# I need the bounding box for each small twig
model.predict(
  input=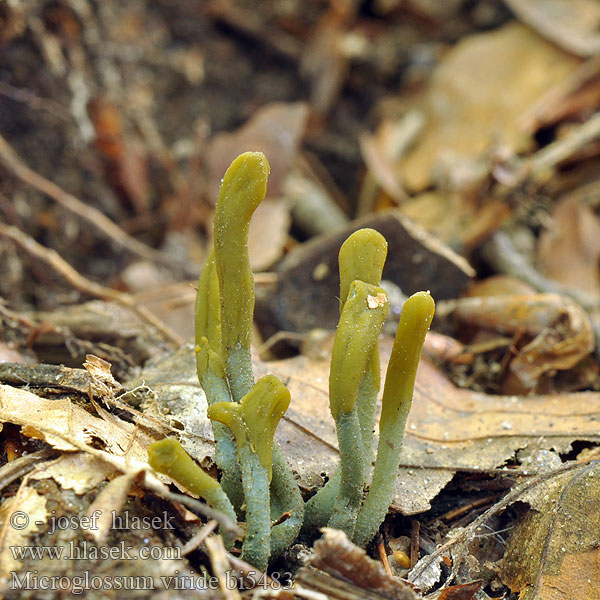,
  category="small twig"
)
[438,495,498,523]
[376,535,393,577]
[0,132,178,268]
[410,520,420,569]
[482,230,599,311]
[0,449,57,493]
[181,519,219,555]
[528,111,600,178]
[224,553,270,584]
[0,82,71,121]
[0,223,182,347]
[206,535,243,600]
